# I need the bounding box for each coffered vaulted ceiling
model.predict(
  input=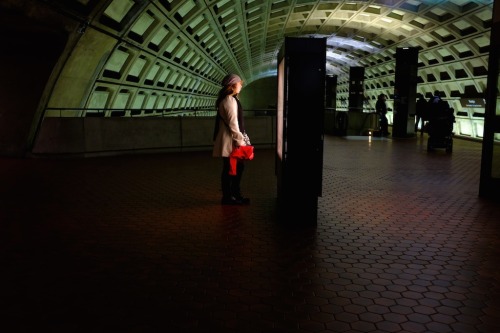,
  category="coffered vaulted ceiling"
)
[26,0,494,115]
